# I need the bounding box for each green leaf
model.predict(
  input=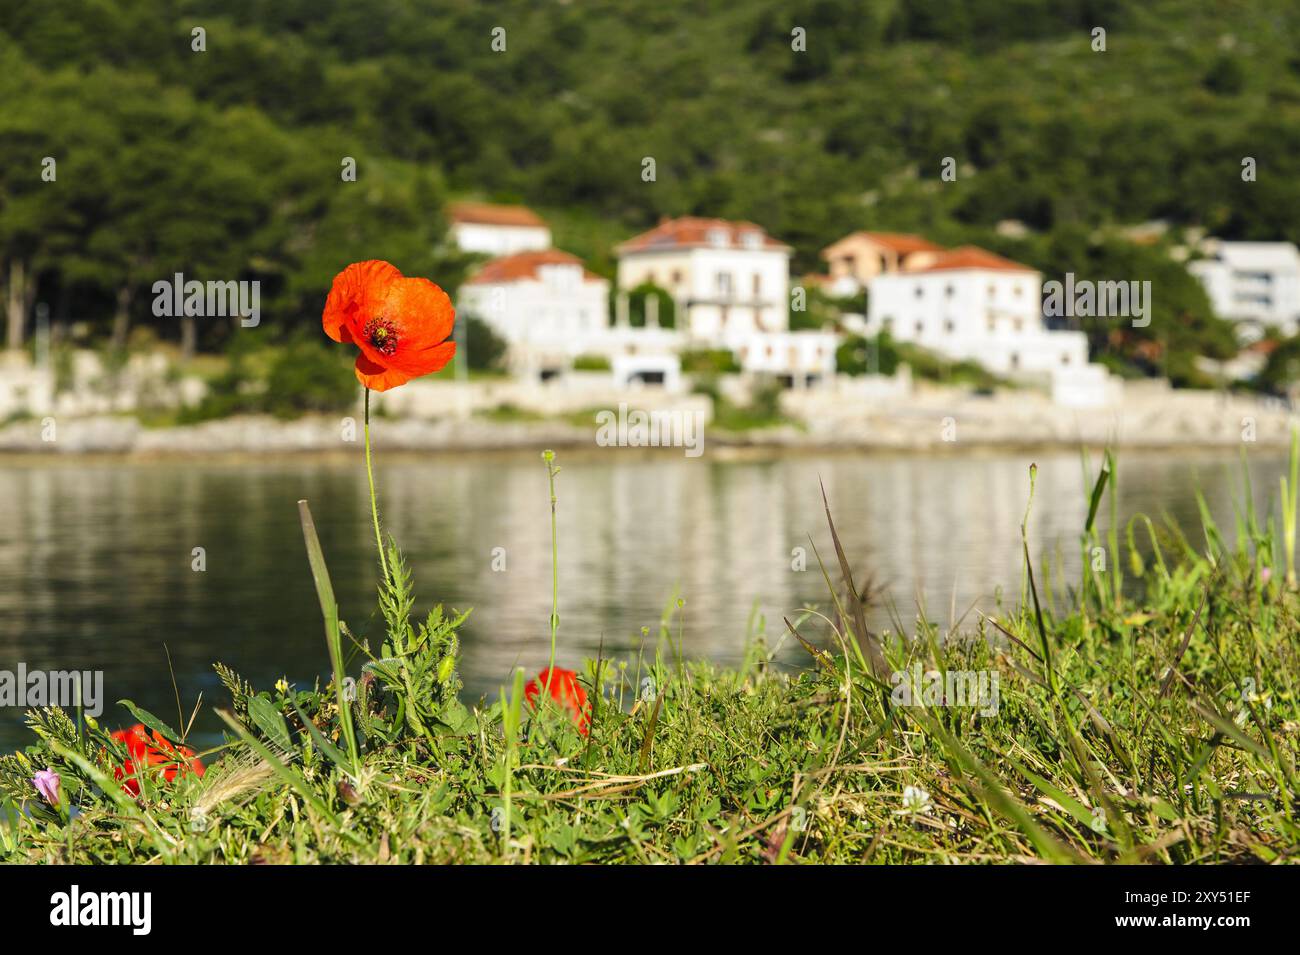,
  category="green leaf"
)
[247,695,292,751]
[116,699,179,742]
[289,700,352,772]
[438,700,475,734]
